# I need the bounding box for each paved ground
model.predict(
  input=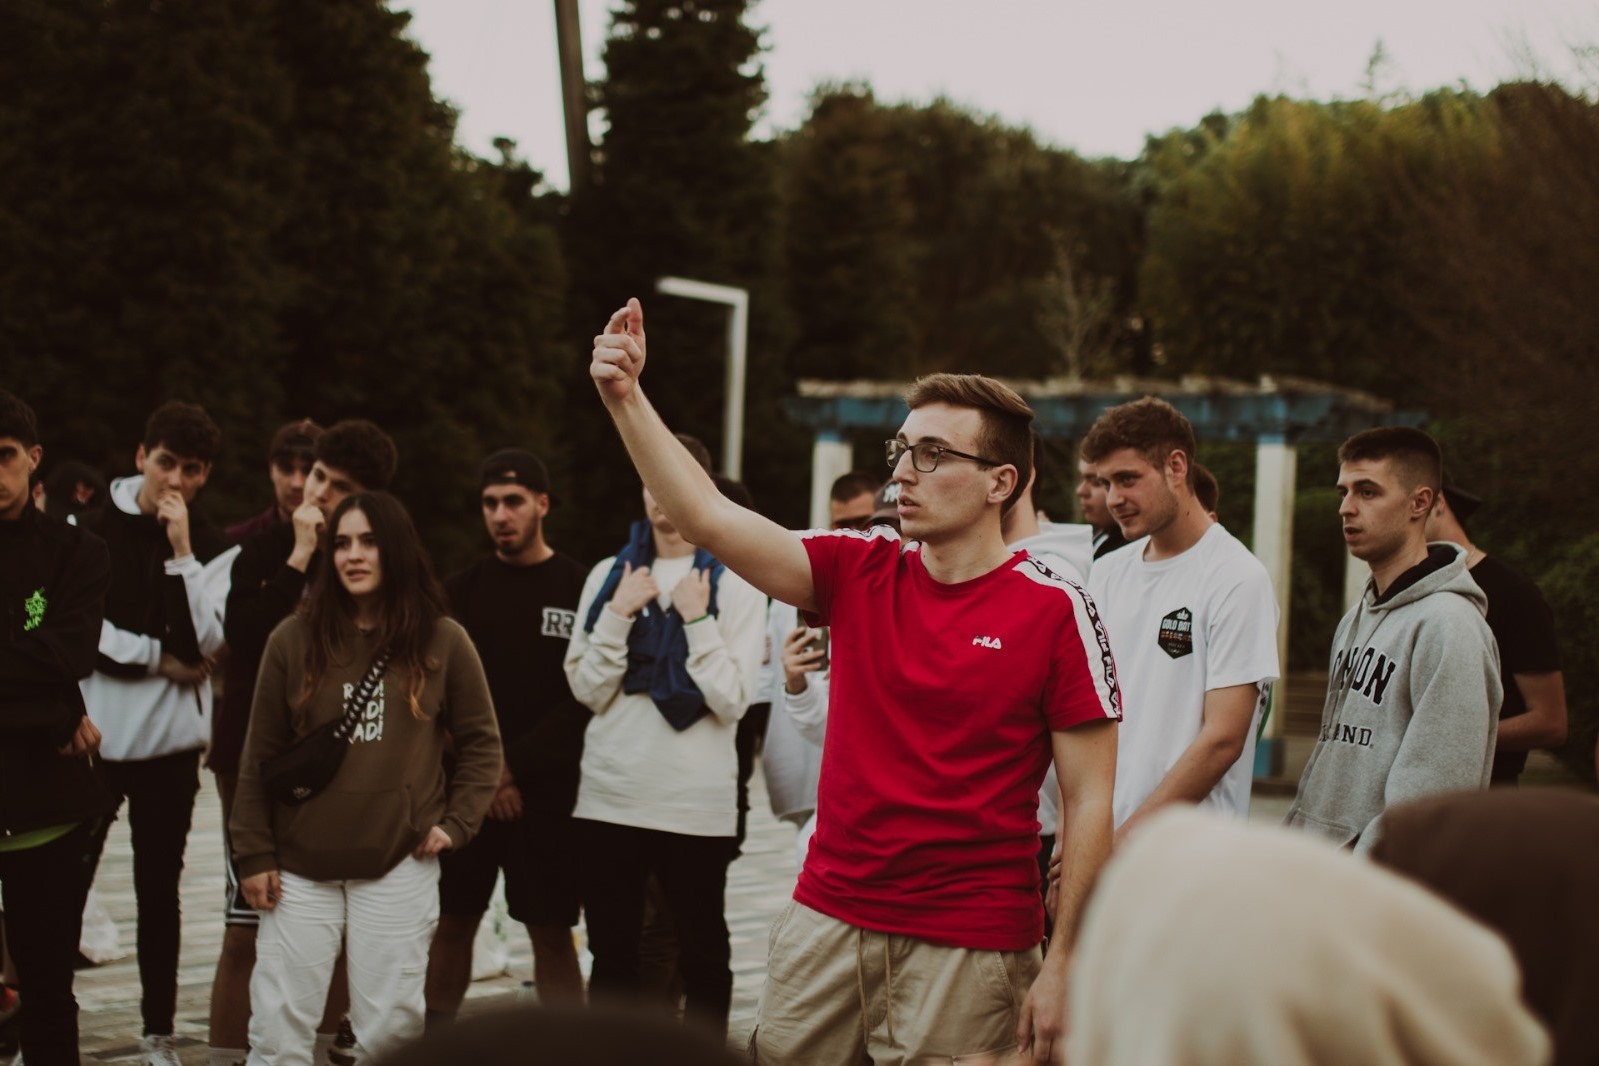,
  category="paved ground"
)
[58,767,794,1062]
[50,767,1300,1063]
